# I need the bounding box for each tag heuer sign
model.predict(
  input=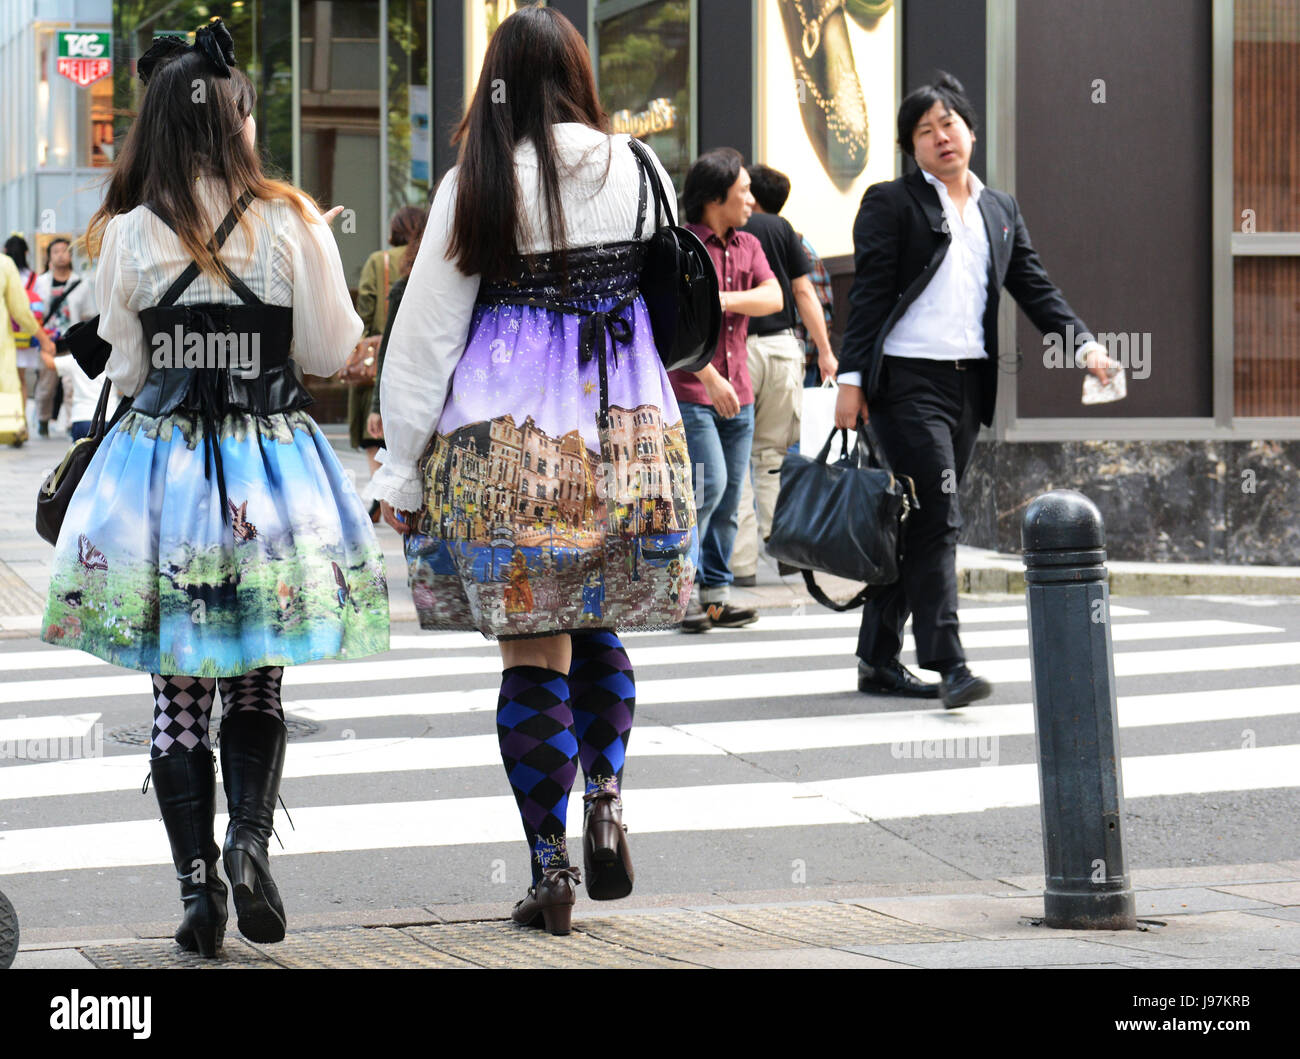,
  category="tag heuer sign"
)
[57,31,113,87]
